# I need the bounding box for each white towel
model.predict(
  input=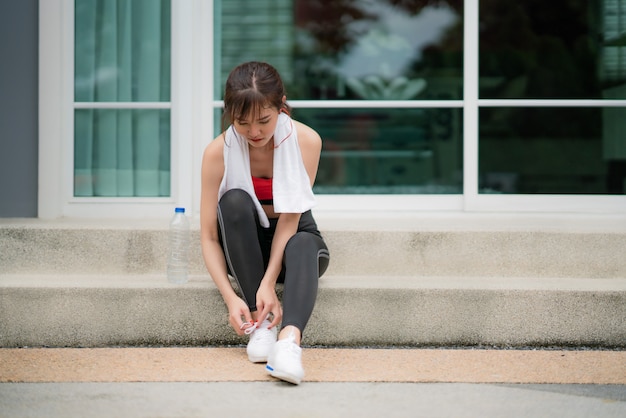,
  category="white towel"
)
[218,113,316,227]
